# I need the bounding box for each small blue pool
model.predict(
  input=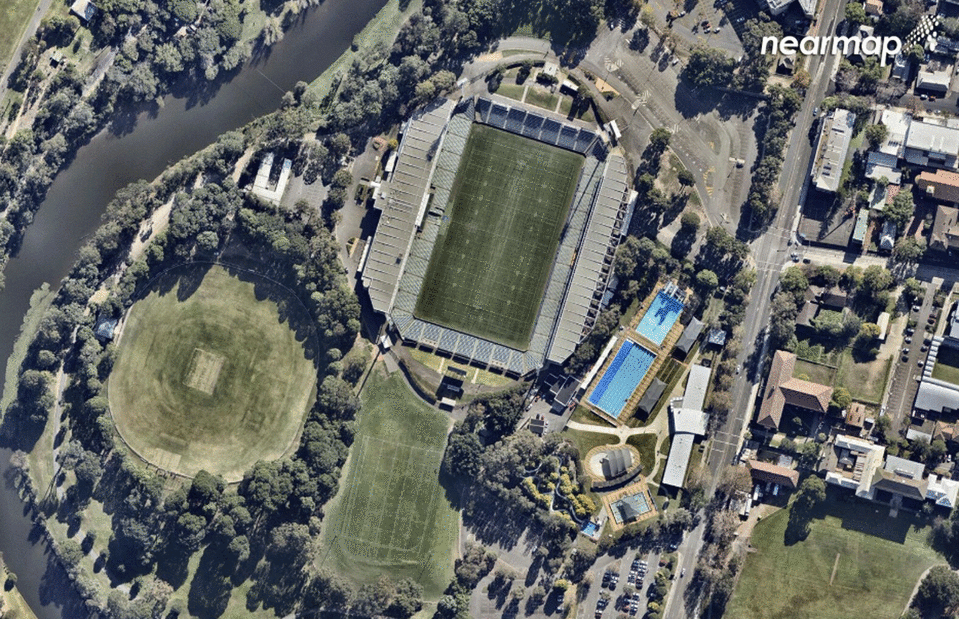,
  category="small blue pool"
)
[588,341,656,418]
[581,521,600,536]
[635,290,685,346]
